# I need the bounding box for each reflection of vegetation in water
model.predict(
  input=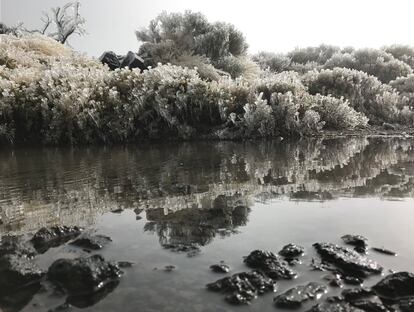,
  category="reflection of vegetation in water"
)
[0,138,414,234]
[144,194,251,246]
